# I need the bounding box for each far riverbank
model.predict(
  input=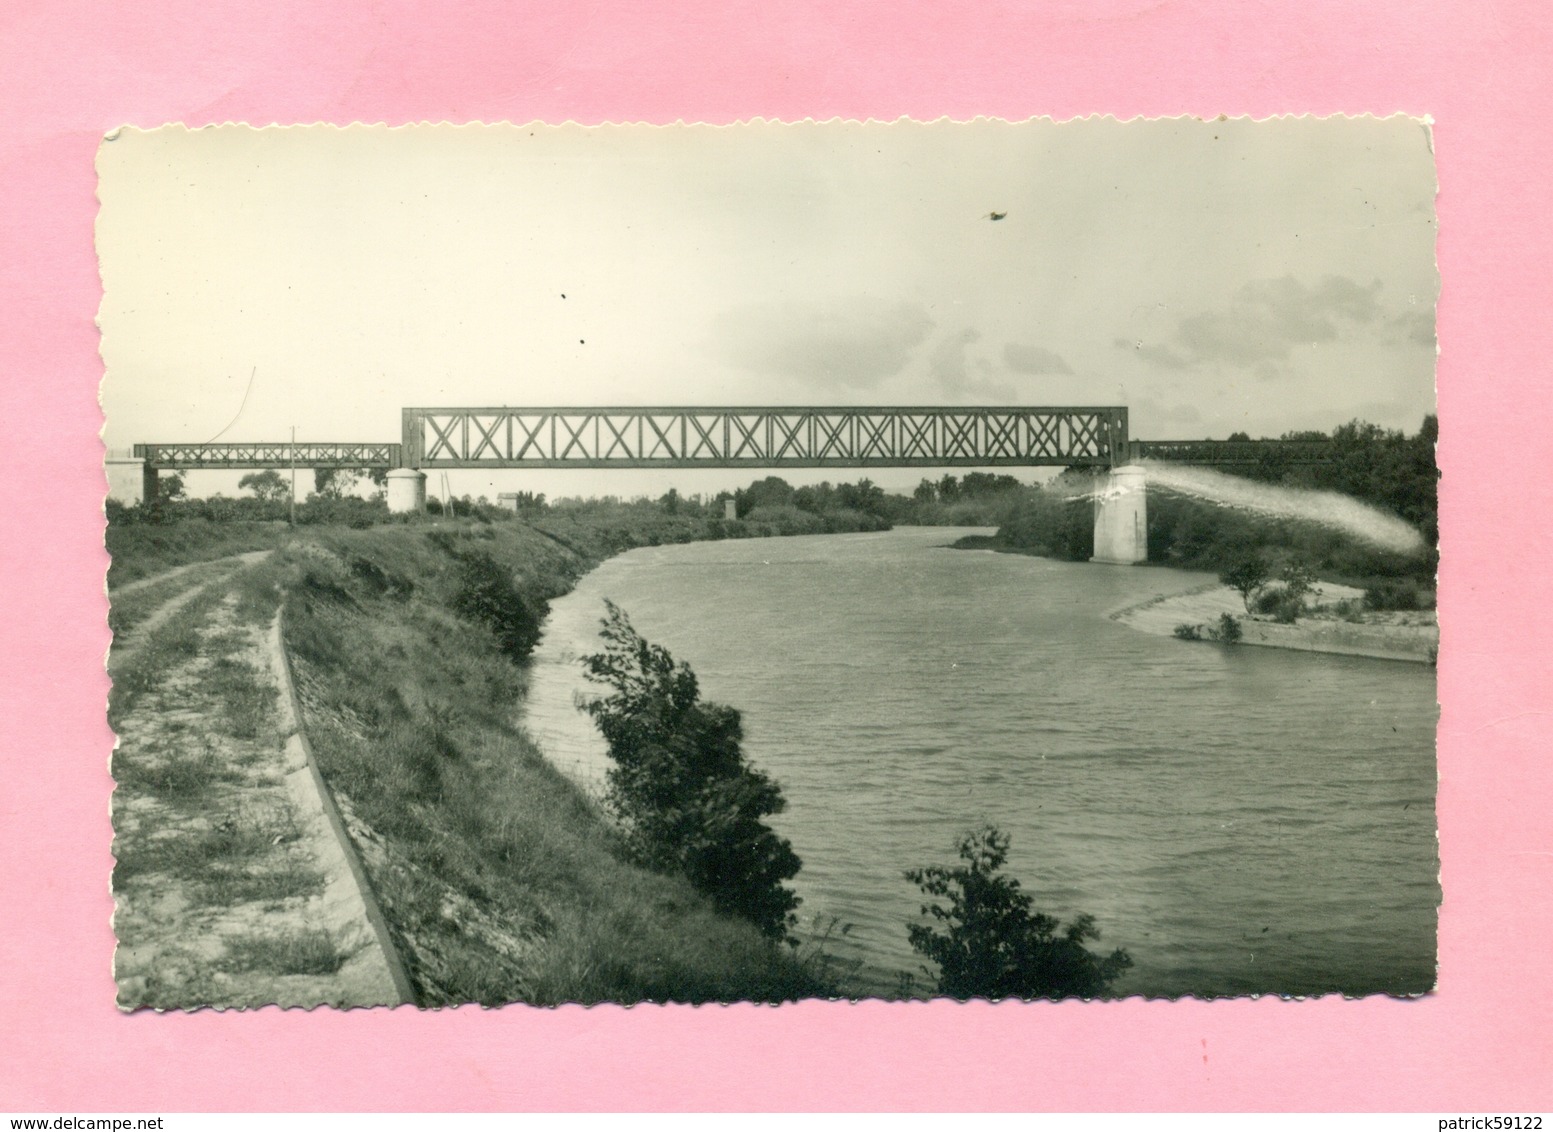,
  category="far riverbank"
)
[1107,581,1438,664]
[952,535,1438,664]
